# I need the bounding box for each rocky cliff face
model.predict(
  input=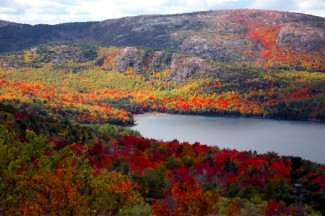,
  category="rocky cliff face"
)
[95,46,249,81]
